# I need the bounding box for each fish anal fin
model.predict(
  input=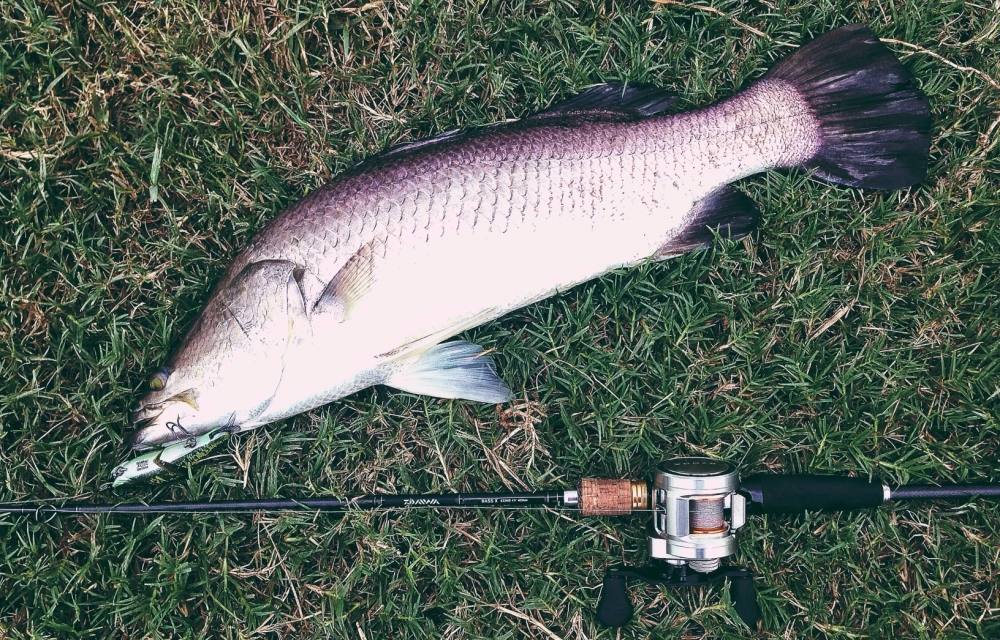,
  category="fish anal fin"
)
[385,340,512,404]
[655,186,760,259]
[313,243,375,321]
